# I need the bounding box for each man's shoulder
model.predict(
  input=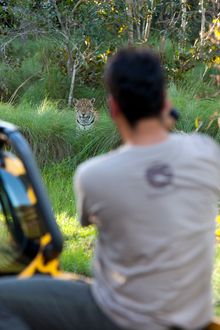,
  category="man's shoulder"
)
[175,132,220,162]
[76,154,109,177]
[186,132,219,151]
[175,132,219,149]
[74,149,120,183]
[189,132,217,144]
